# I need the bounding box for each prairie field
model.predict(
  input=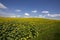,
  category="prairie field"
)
[0,17,60,40]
